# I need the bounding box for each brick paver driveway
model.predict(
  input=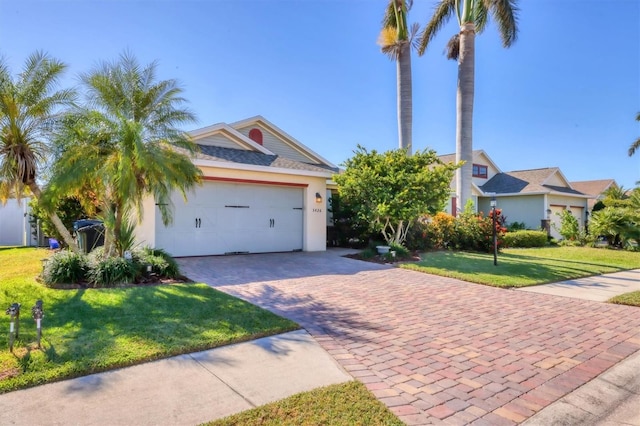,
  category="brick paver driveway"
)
[178,250,640,425]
